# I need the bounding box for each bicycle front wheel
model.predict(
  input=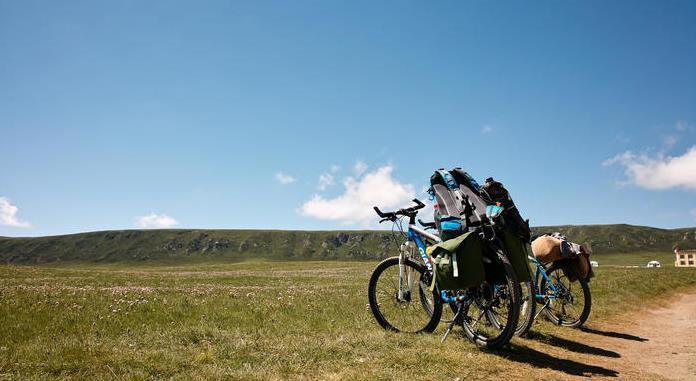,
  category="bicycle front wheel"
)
[368,256,442,333]
[460,247,520,349]
[515,280,536,337]
[539,263,591,328]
